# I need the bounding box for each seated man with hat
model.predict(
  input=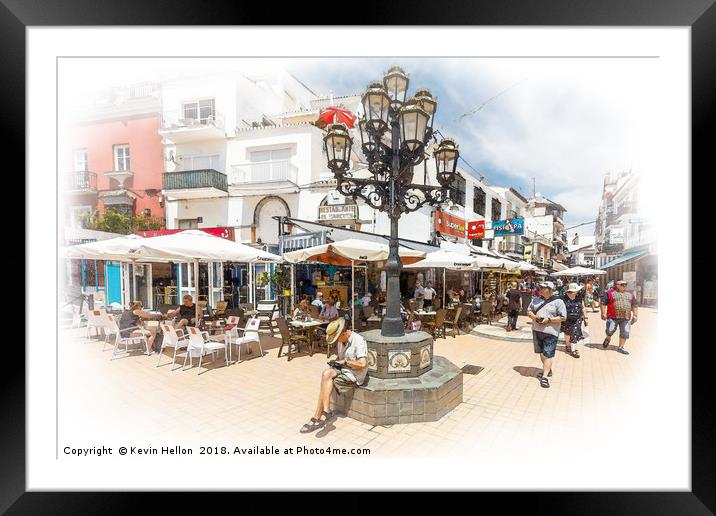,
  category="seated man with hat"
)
[300,317,368,433]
